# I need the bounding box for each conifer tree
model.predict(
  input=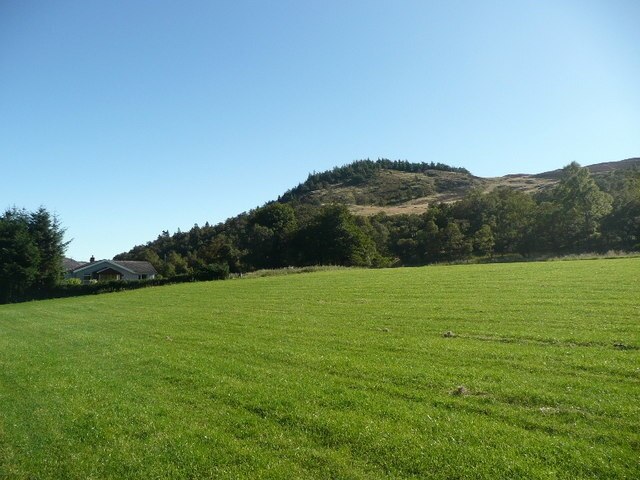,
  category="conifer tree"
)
[0,210,39,302]
[28,207,69,289]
